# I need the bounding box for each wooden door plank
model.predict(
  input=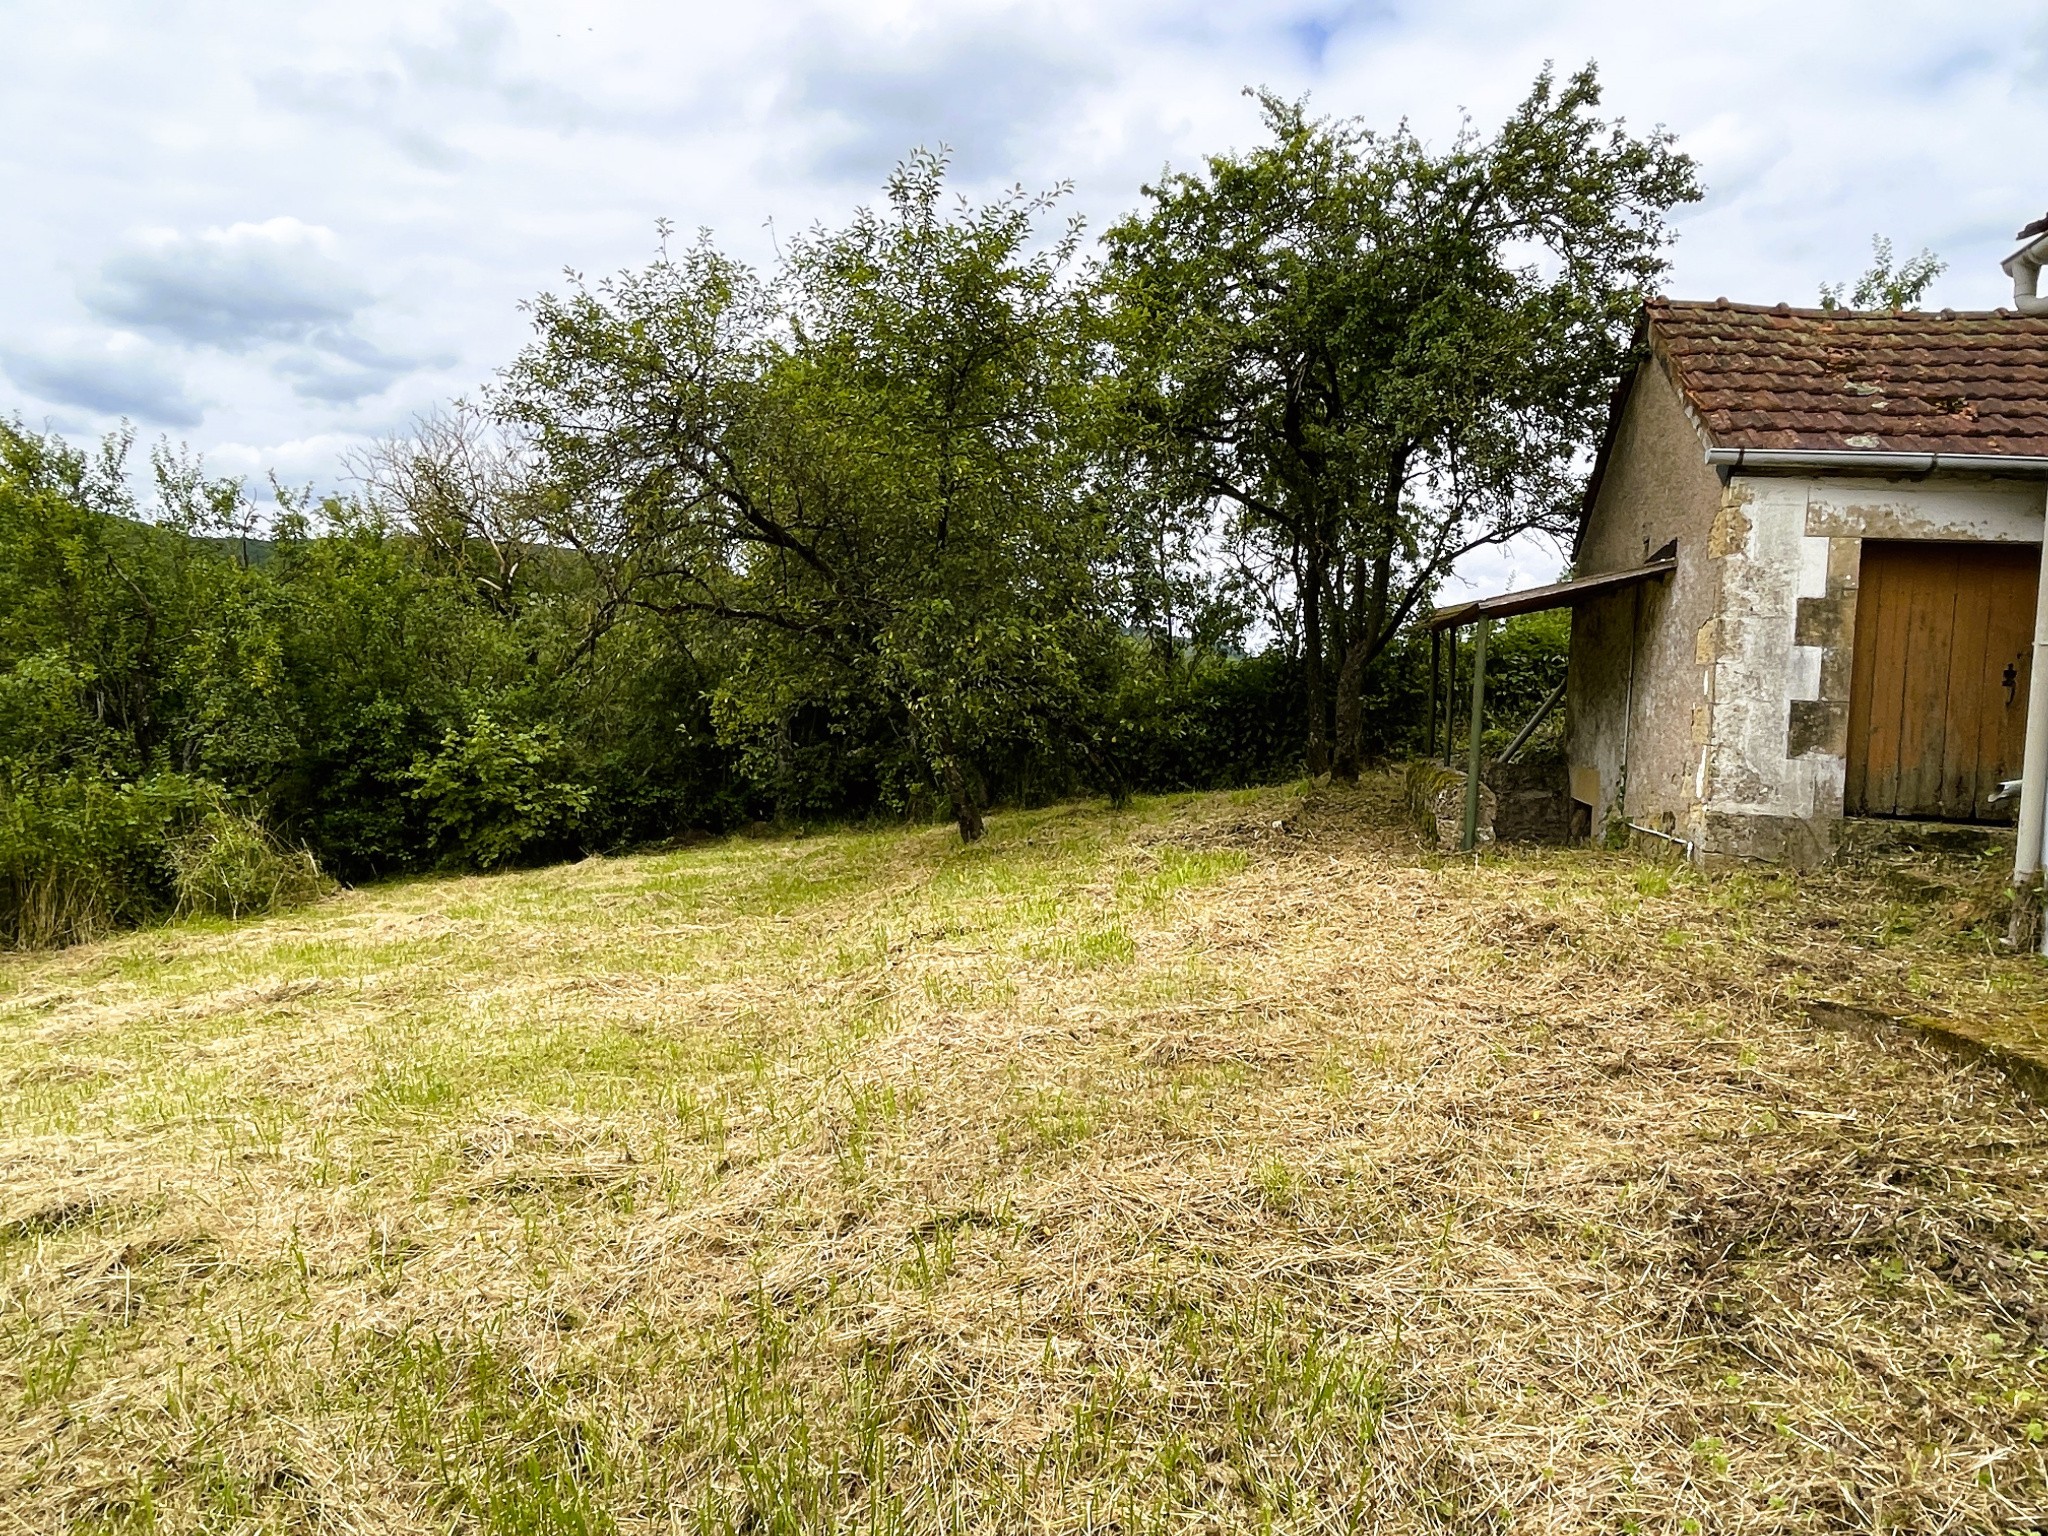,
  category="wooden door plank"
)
[1861,544,1913,815]
[1986,547,2037,820]
[1893,544,1961,815]
[1878,542,1922,815]
[1868,543,1923,814]
[1941,548,1995,817]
